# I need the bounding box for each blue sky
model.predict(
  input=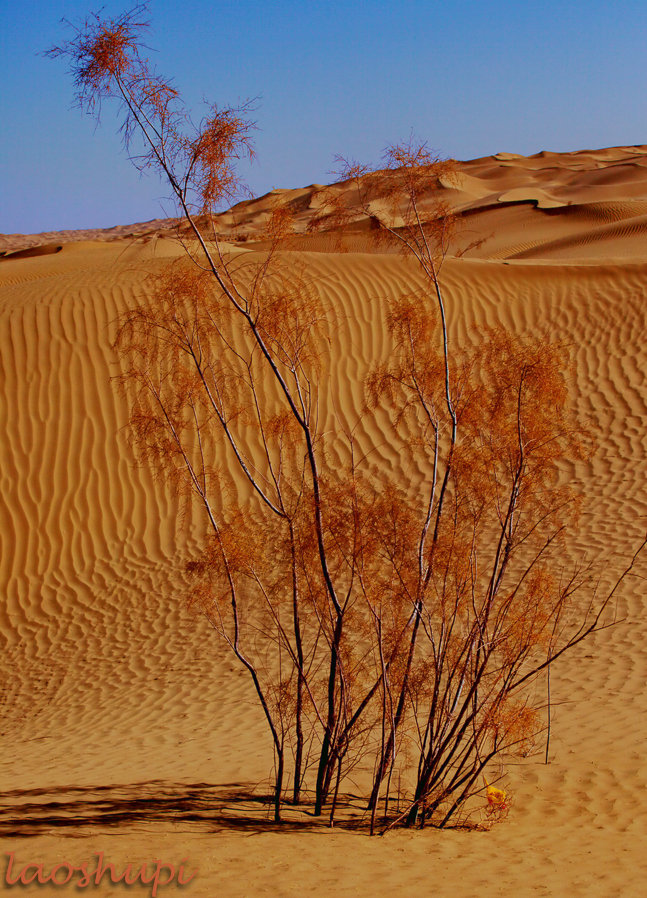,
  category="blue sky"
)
[1,0,645,234]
